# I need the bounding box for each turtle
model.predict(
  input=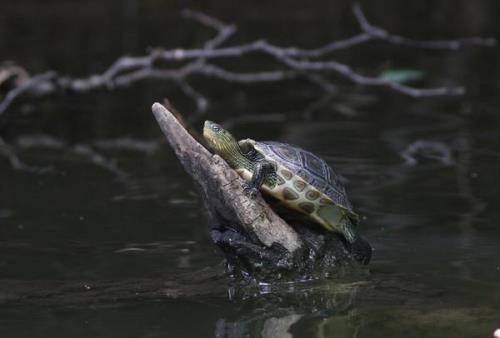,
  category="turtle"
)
[203,120,372,264]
